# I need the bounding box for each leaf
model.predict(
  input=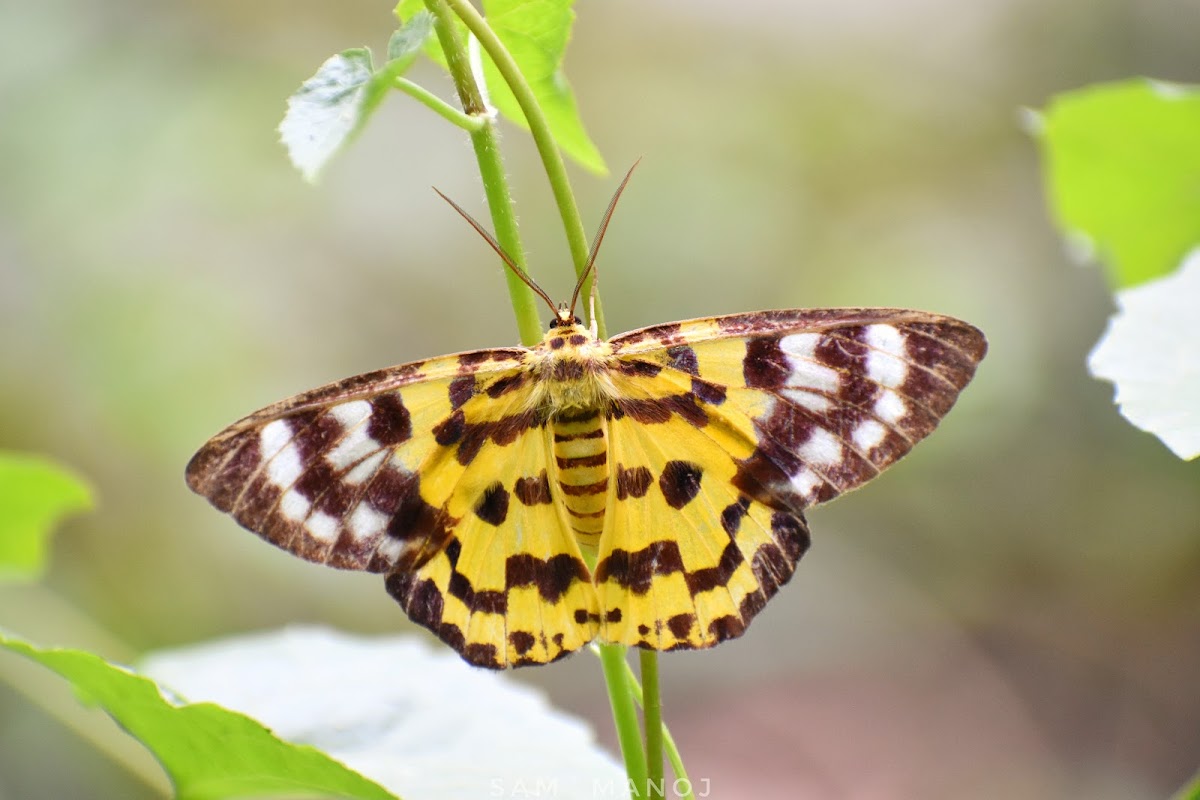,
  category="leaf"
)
[0,453,92,581]
[395,0,454,70]
[279,14,433,182]
[386,11,434,69]
[395,0,606,174]
[141,627,630,799]
[481,0,606,174]
[1036,78,1200,288]
[279,48,376,182]
[1173,770,1200,800]
[0,632,398,800]
[1088,248,1200,460]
